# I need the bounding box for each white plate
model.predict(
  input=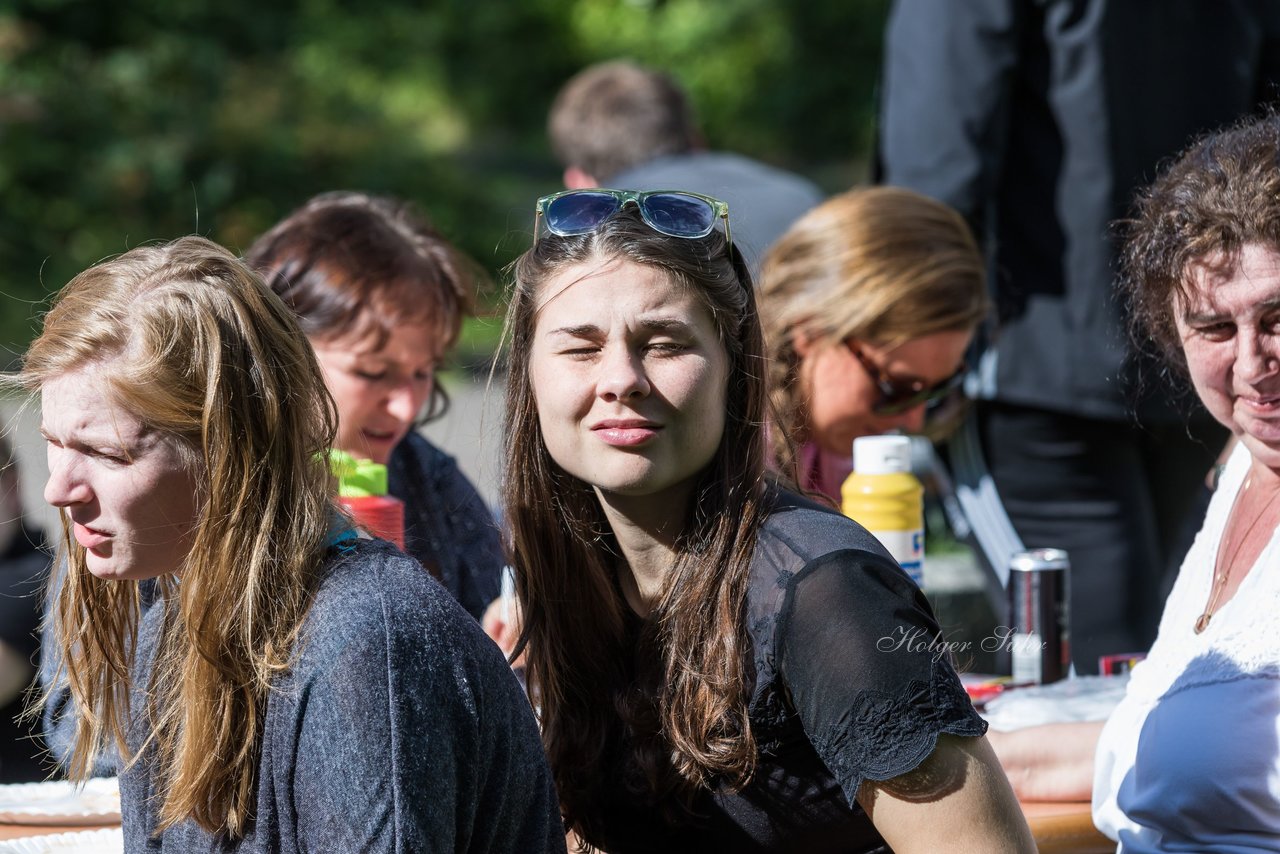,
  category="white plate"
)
[0,828,123,853]
[982,674,1129,731]
[0,779,120,826]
